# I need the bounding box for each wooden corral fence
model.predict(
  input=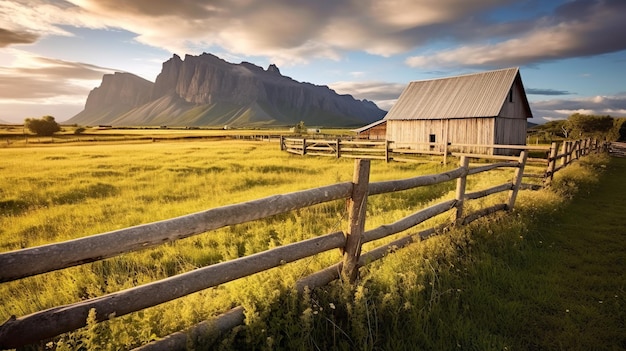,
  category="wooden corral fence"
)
[0,142,601,350]
[281,137,604,188]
